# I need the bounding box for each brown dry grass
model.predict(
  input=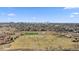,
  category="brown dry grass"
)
[8,31,75,51]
